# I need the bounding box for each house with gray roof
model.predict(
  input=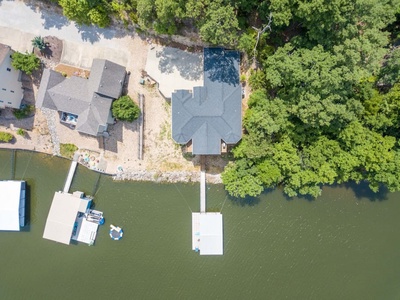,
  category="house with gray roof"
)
[171,48,242,155]
[37,59,126,136]
[0,43,23,109]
